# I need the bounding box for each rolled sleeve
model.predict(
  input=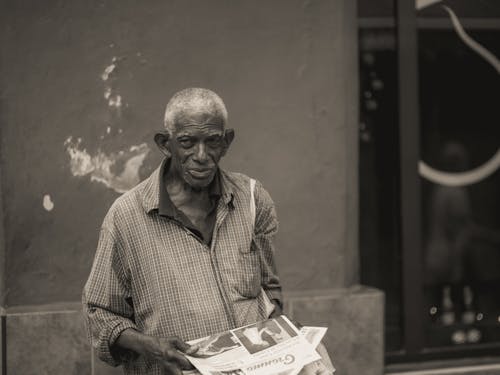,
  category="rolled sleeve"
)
[254,181,283,309]
[82,226,137,367]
